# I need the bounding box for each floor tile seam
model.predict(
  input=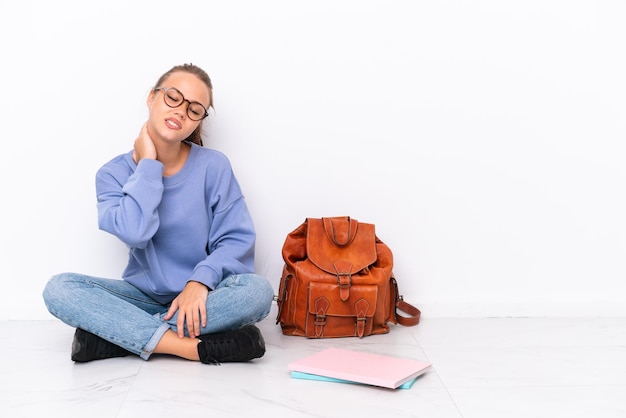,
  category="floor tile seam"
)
[412,330,432,363]
[114,362,144,415]
[412,337,457,395]
[417,344,626,350]
[441,382,626,390]
[434,376,465,418]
